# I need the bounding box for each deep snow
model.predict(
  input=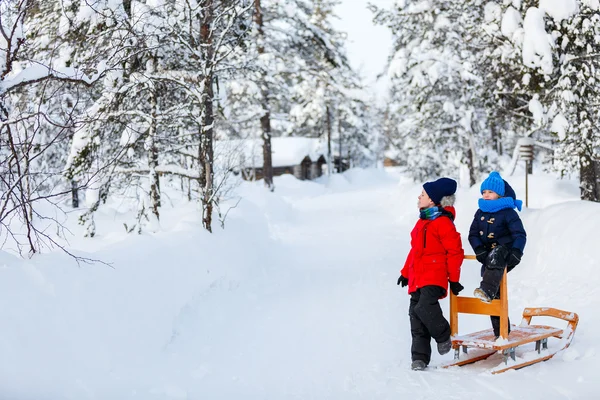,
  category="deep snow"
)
[0,167,597,399]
